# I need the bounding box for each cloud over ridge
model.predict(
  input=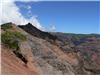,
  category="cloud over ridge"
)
[0,0,44,30]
